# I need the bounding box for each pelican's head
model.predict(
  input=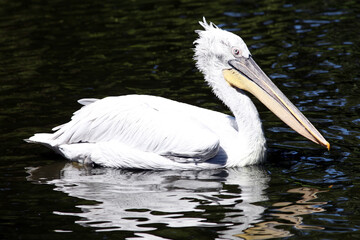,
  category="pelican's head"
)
[194,18,251,78]
[194,18,330,150]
